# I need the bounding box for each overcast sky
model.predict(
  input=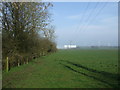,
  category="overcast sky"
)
[52,2,118,48]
